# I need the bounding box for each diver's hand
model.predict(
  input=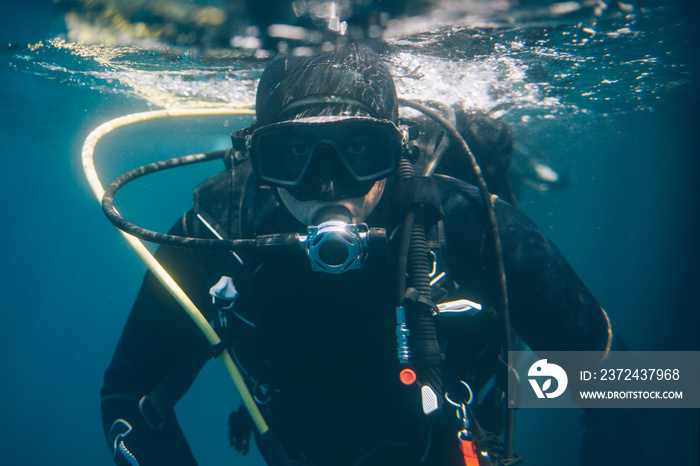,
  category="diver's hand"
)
[228,406,251,455]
